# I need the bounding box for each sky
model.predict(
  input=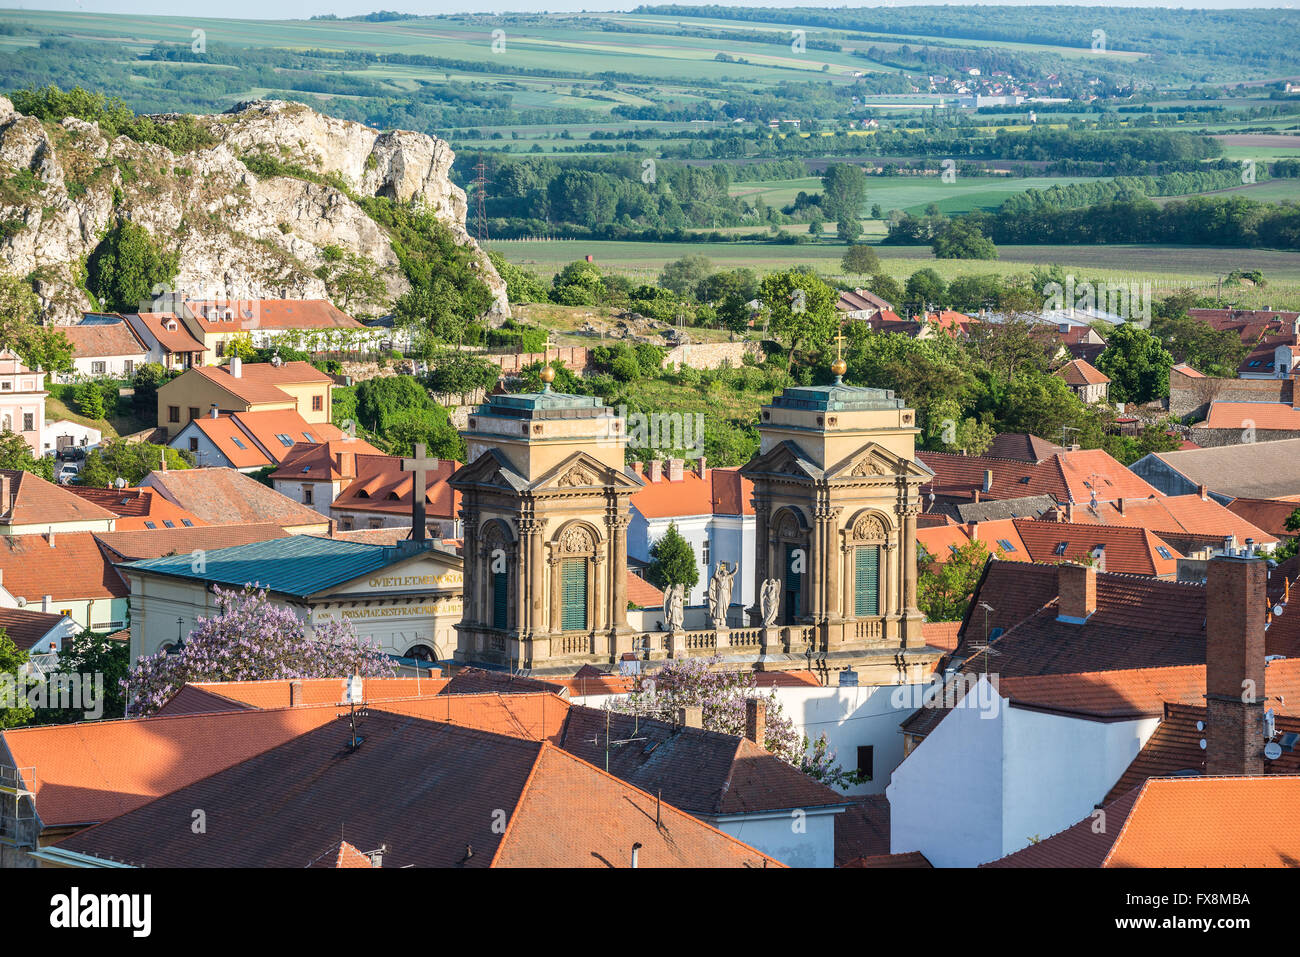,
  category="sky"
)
[3,0,1297,18]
